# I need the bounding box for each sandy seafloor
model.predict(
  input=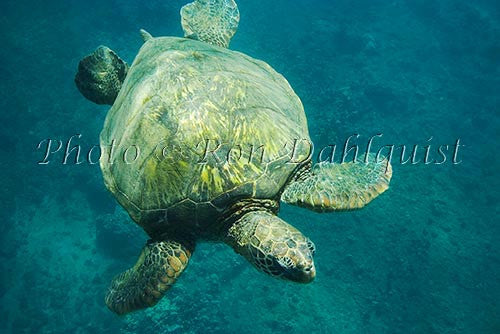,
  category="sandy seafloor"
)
[0,0,499,333]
